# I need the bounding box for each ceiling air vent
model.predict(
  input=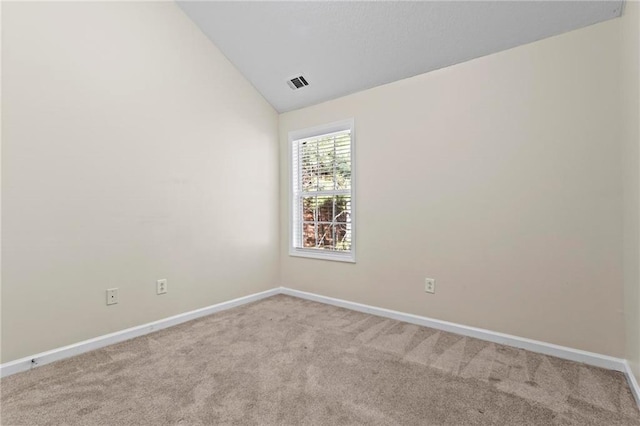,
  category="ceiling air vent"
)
[287,75,309,90]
